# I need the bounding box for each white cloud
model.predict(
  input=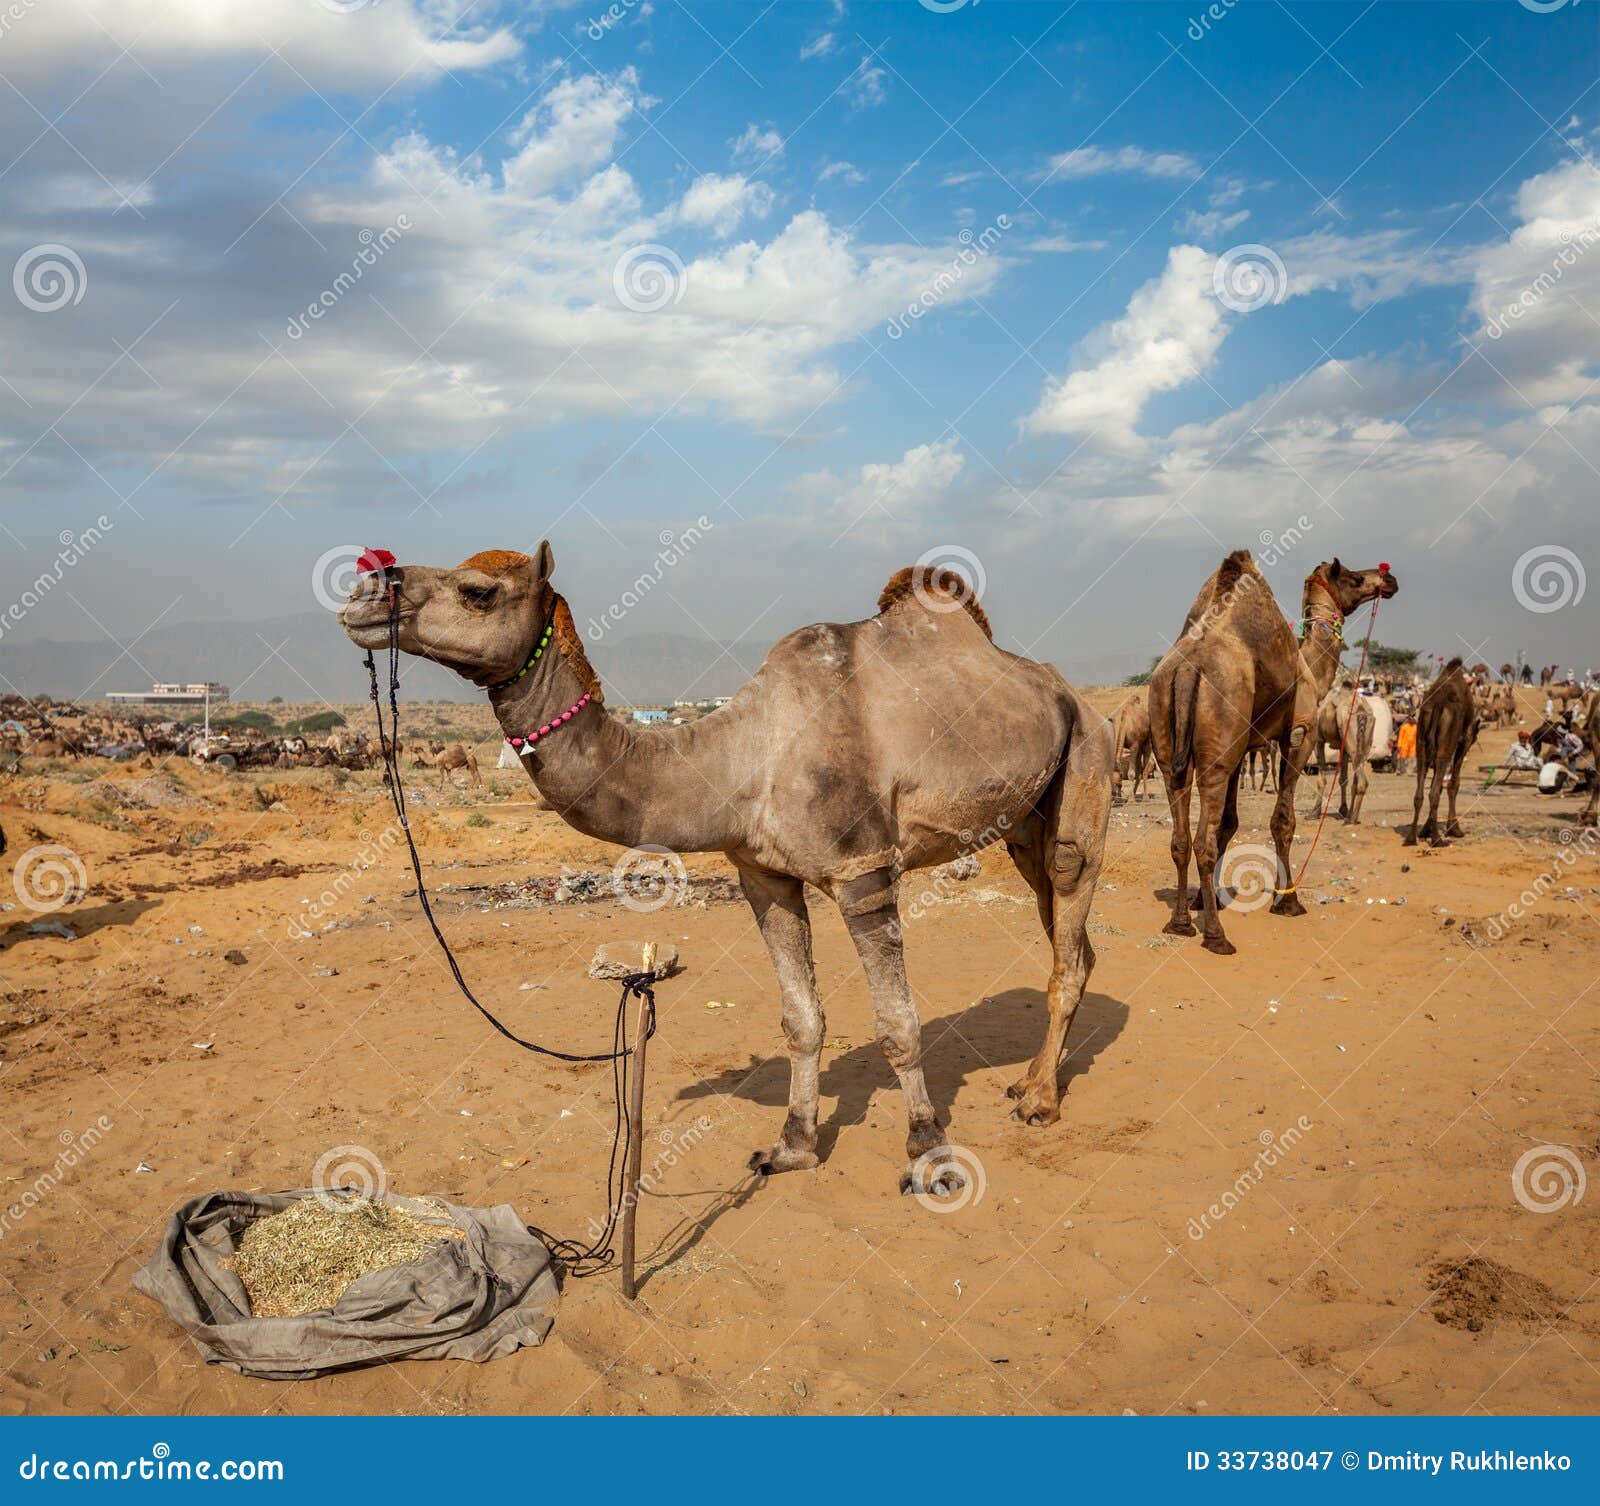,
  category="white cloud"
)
[818,159,865,185]
[1042,145,1201,183]
[787,438,967,533]
[1177,206,1249,239]
[1023,234,1109,253]
[503,70,653,199]
[800,32,838,60]
[672,173,775,238]
[731,122,785,165]
[1026,245,1226,446]
[846,57,887,110]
